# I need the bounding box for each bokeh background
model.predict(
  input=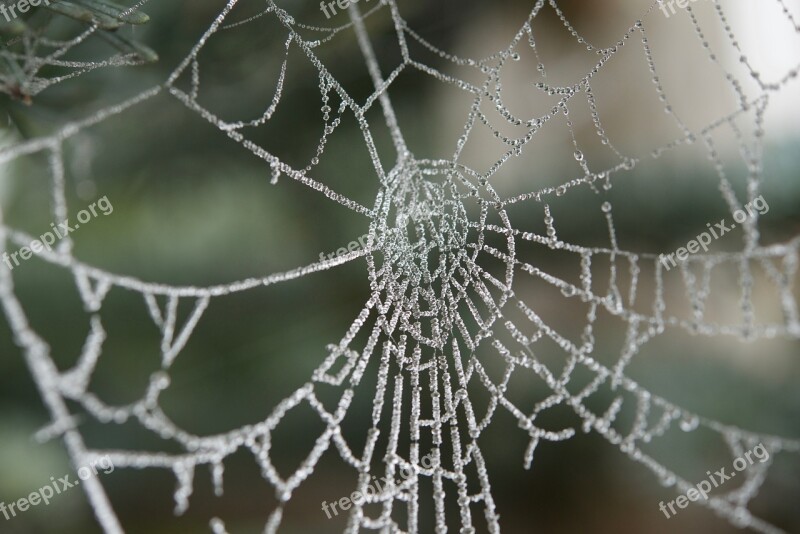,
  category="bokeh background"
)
[1,0,799,532]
